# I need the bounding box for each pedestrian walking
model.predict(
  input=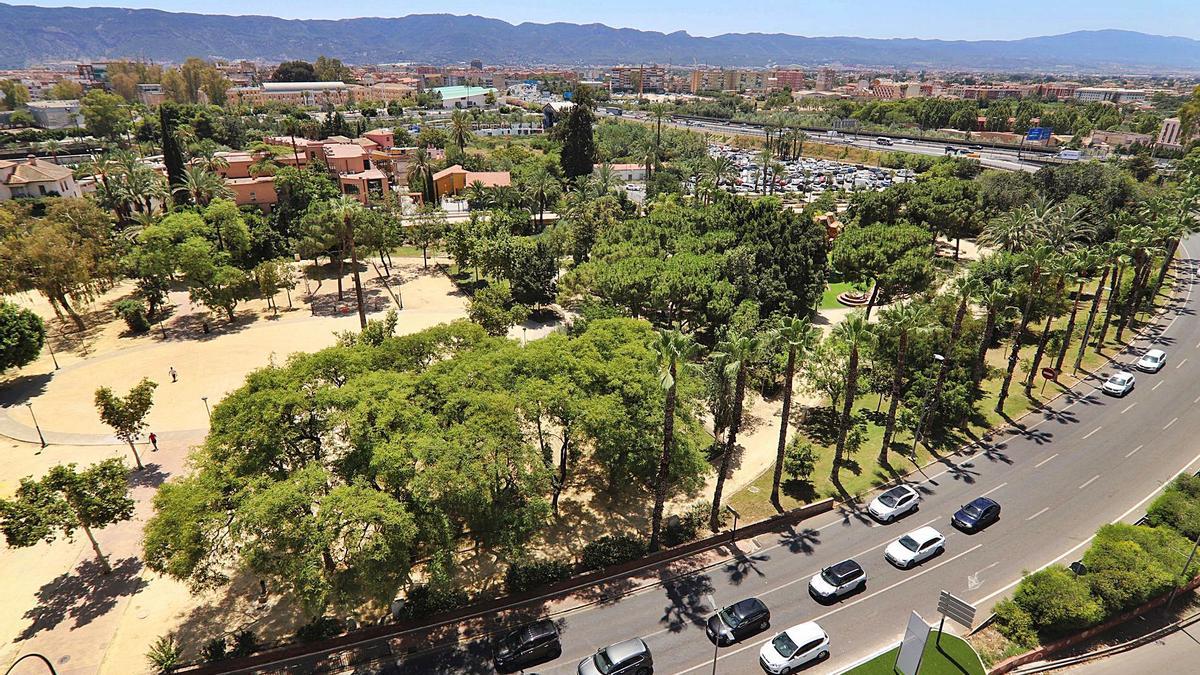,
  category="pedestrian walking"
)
[149,432,158,452]
[169,366,177,383]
